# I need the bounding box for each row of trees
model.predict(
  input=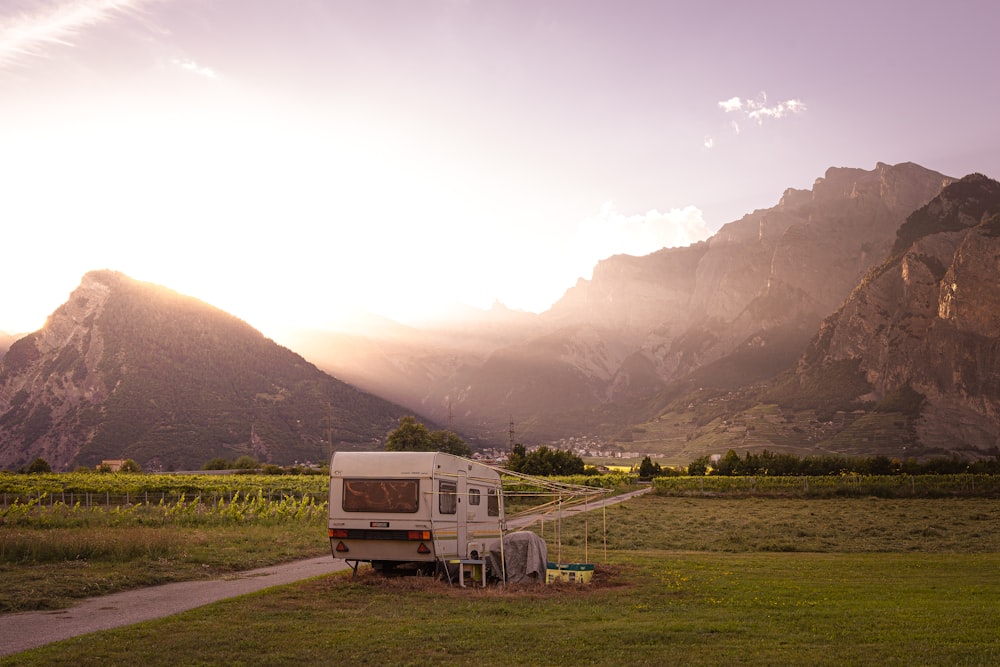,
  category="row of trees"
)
[201,457,326,475]
[202,455,264,471]
[506,444,585,476]
[384,417,586,475]
[15,458,141,474]
[686,449,1000,477]
[383,419,586,476]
